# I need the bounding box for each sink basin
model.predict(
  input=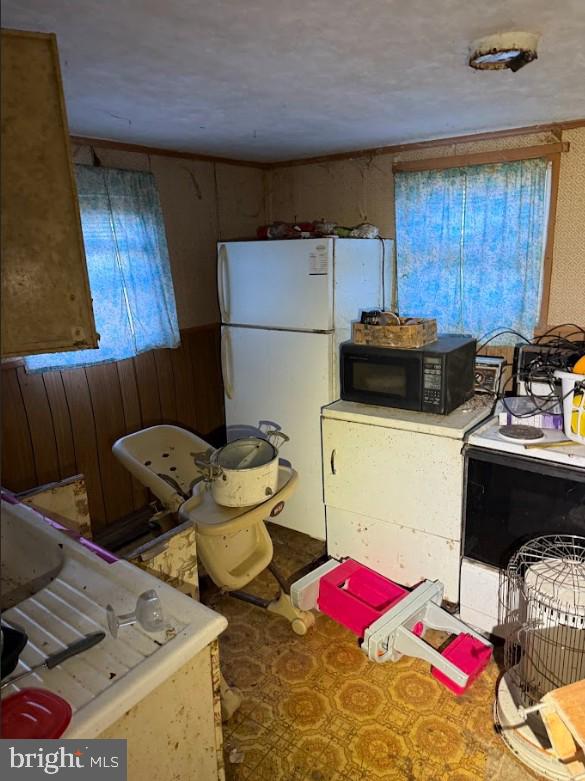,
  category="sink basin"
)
[1,503,65,610]
[0,498,226,738]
